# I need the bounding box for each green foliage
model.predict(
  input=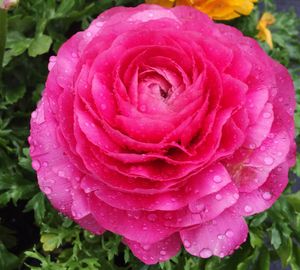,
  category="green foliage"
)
[0,0,299,270]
